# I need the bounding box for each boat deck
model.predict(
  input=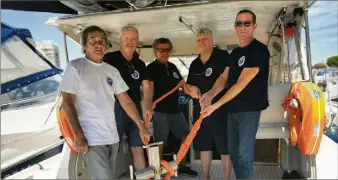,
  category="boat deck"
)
[4,152,284,180]
[188,163,283,179]
[119,162,283,179]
